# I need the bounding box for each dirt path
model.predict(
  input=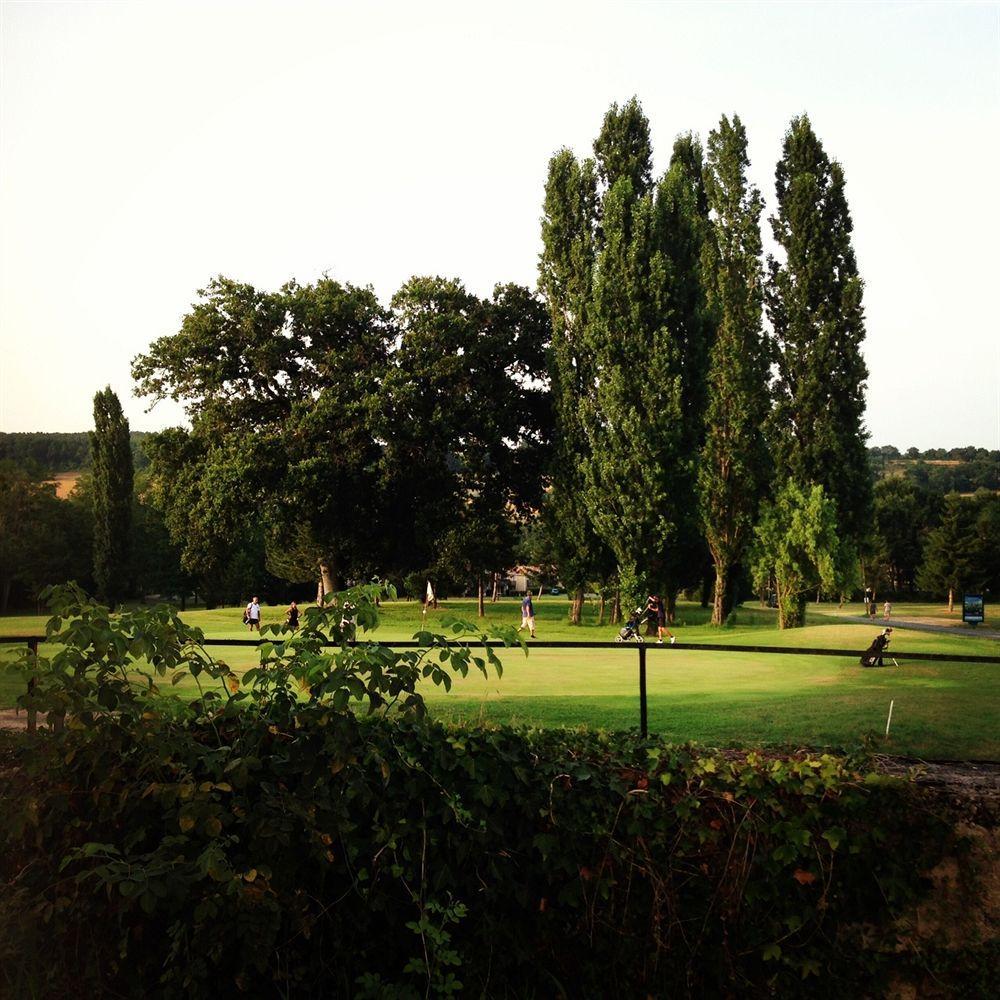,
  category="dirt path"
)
[838,615,1000,641]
